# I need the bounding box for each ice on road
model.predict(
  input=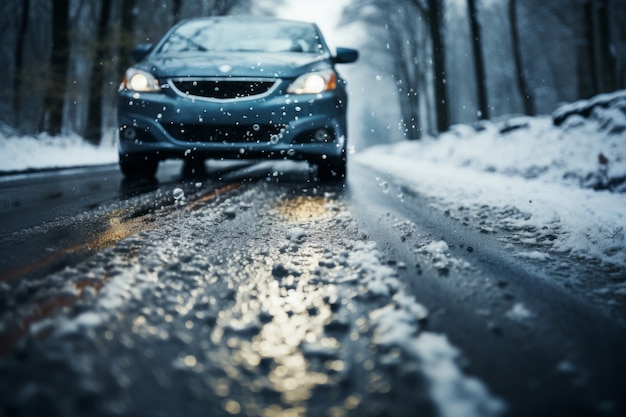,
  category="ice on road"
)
[0,183,504,417]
